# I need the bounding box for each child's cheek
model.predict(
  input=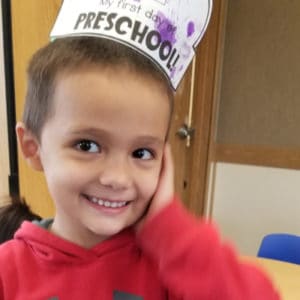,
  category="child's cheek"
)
[44,160,83,190]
